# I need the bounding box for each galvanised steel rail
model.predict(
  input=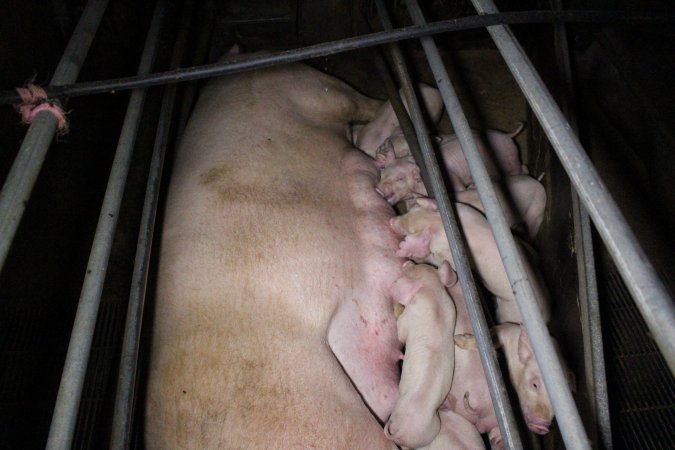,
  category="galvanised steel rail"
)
[374,1,524,448]
[0,10,671,104]
[405,0,591,448]
[45,1,167,448]
[109,0,194,447]
[0,0,110,275]
[551,0,612,445]
[471,0,675,376]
